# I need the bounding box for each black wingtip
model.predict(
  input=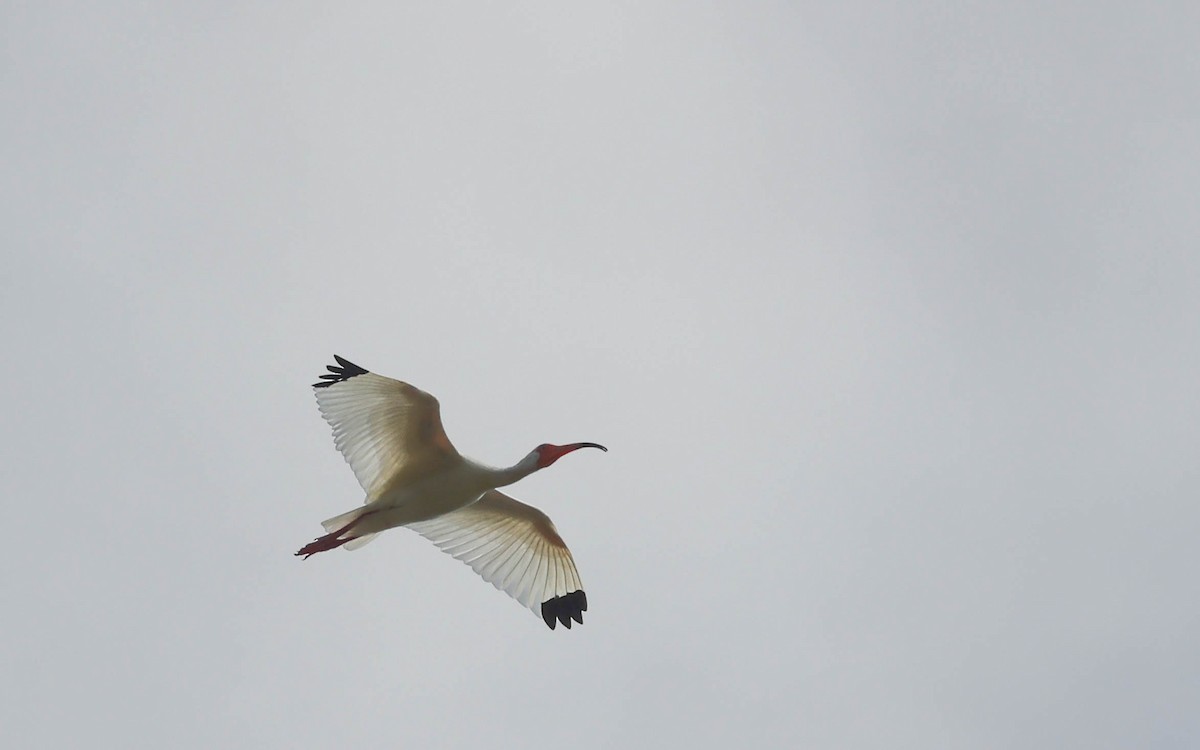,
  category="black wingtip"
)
[541,590,587,630]
[312,355,369,388]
